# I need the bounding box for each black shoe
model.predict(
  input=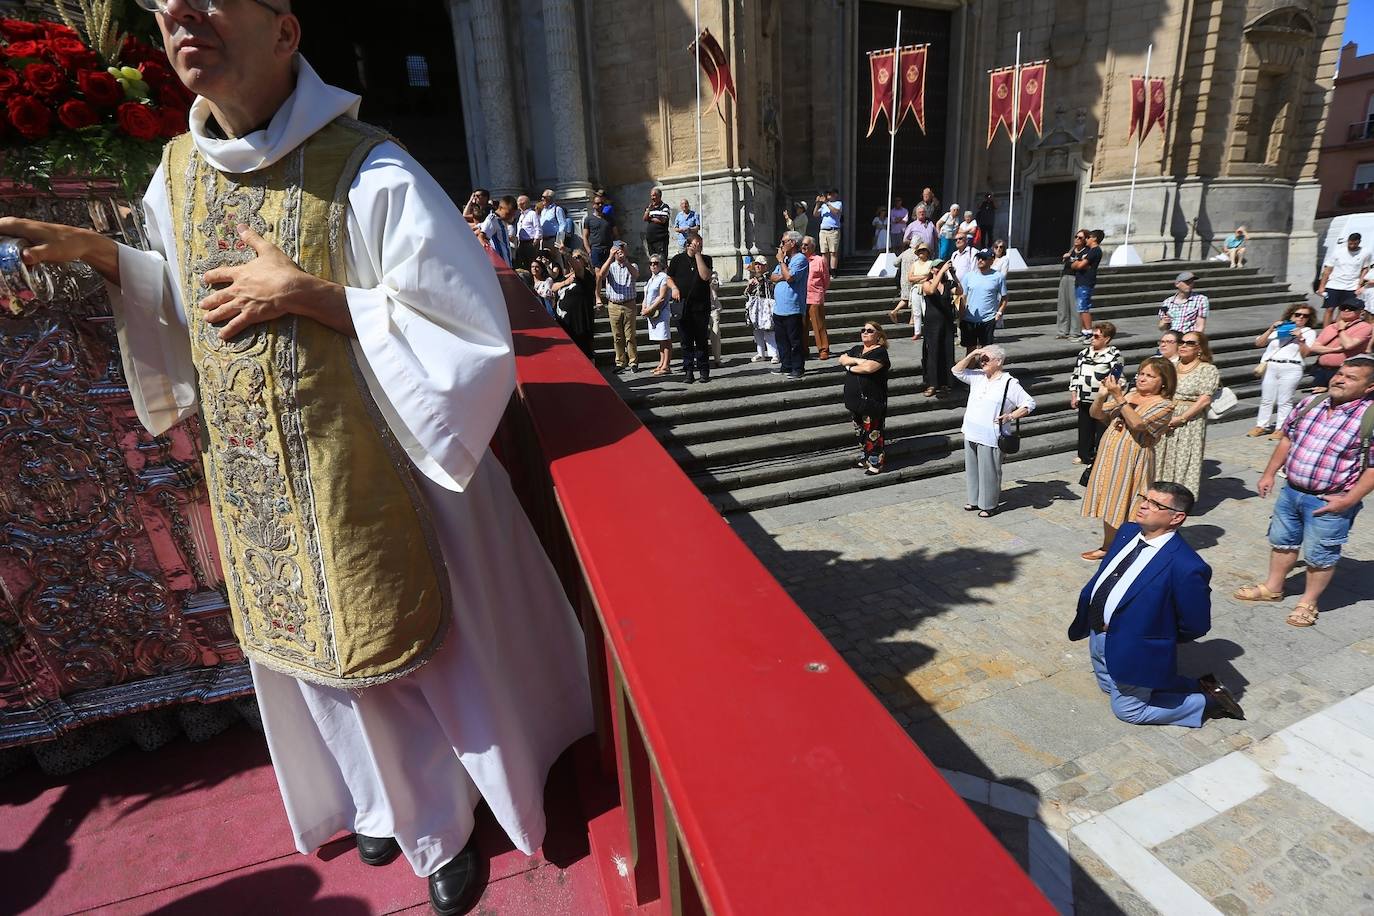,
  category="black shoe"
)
[429,843,482,915]
[612,365,626,374]
[699,375,710,383]
[356,833,401,867]
[685,376,696,384]
[1199,673,1245,720]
